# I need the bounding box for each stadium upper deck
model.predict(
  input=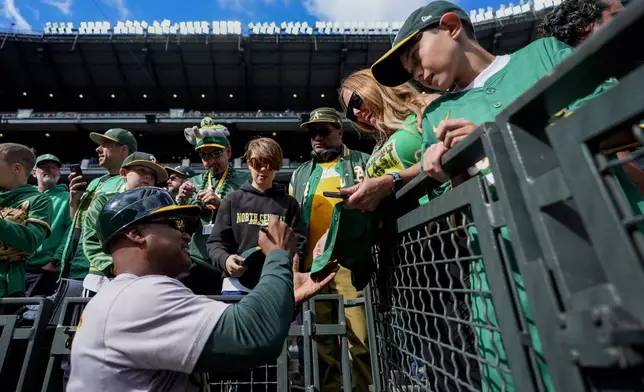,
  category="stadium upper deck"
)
[0,1,558,116]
